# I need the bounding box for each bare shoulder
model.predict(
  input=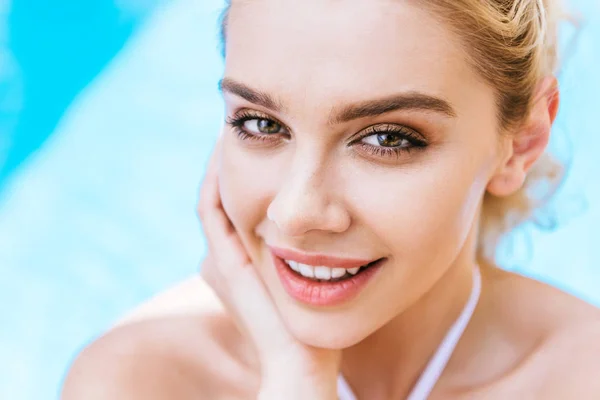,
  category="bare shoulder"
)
[485,266,600,325]
[531,319,600,395]
[478,268,600,398]
[115,276,225,326]
[62,278,259,400]
[483,320,600,399]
